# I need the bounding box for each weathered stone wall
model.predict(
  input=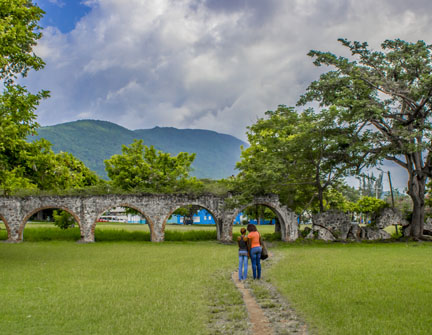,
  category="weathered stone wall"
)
[371,208,408,229]
[0,193,298,243]
[229,195,298,242]
[307,209,404,241]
